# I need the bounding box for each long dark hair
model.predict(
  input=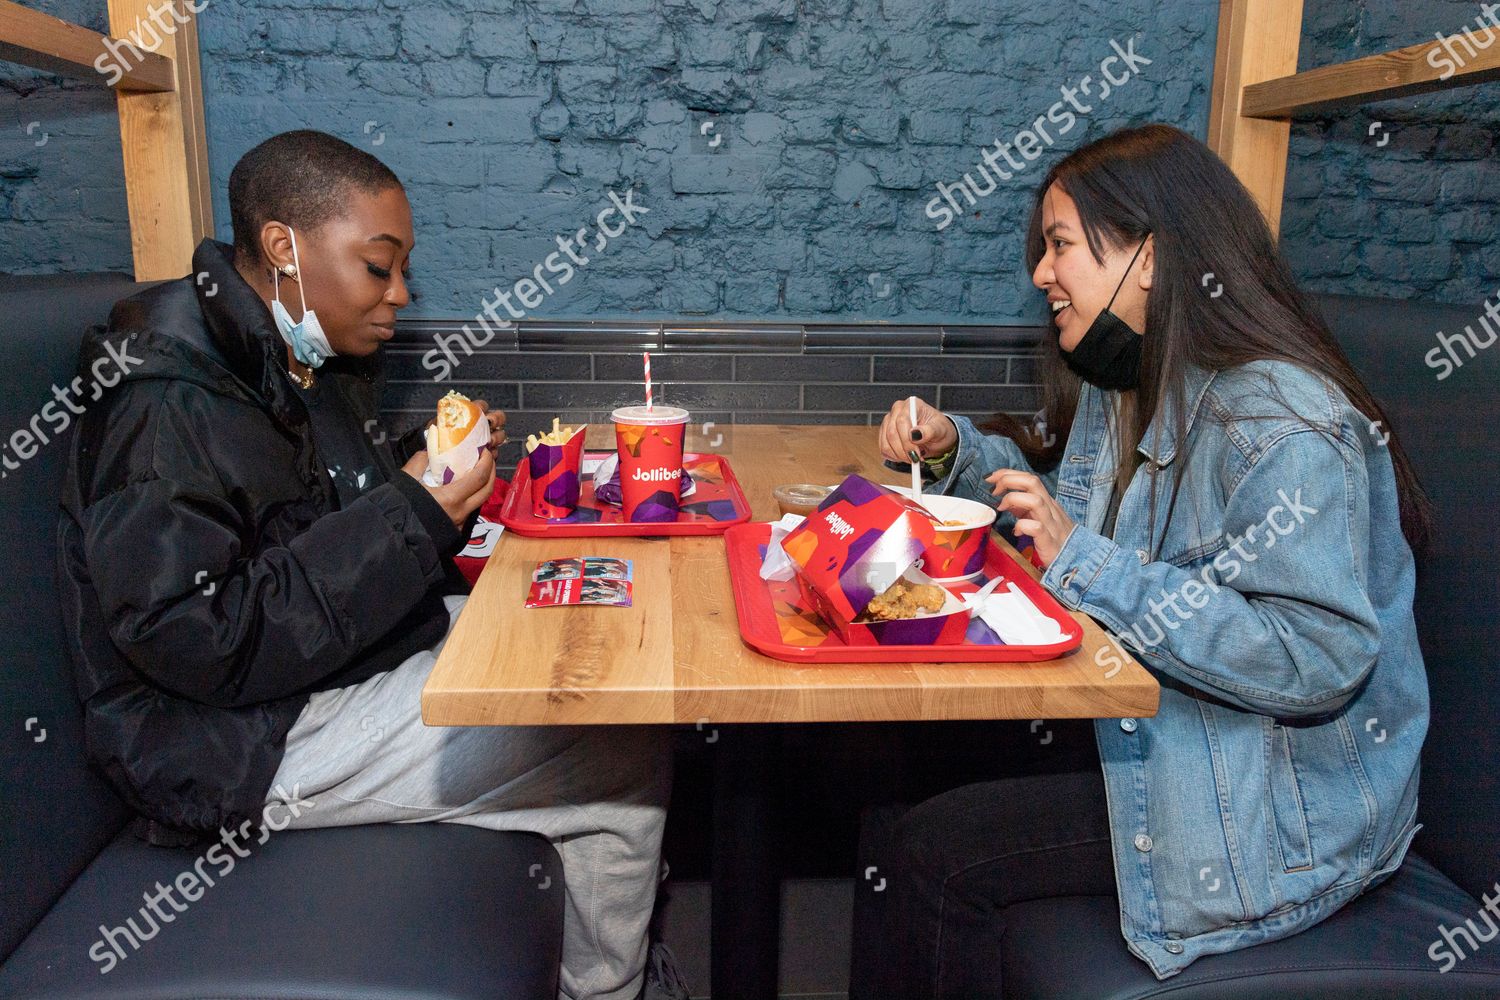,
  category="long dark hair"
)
[985,123,1431,553]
